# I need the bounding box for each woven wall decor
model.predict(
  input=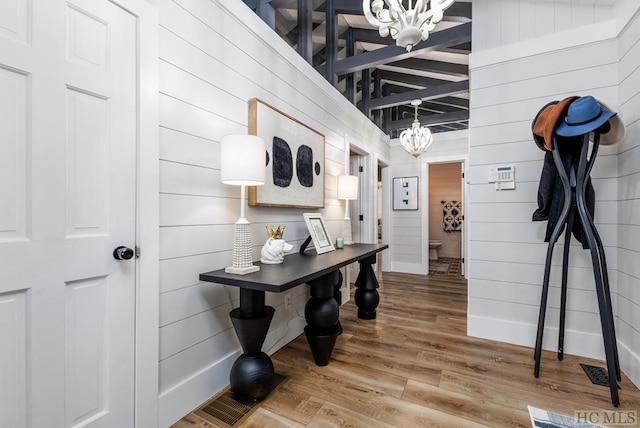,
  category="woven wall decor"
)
[441,200,462,232]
